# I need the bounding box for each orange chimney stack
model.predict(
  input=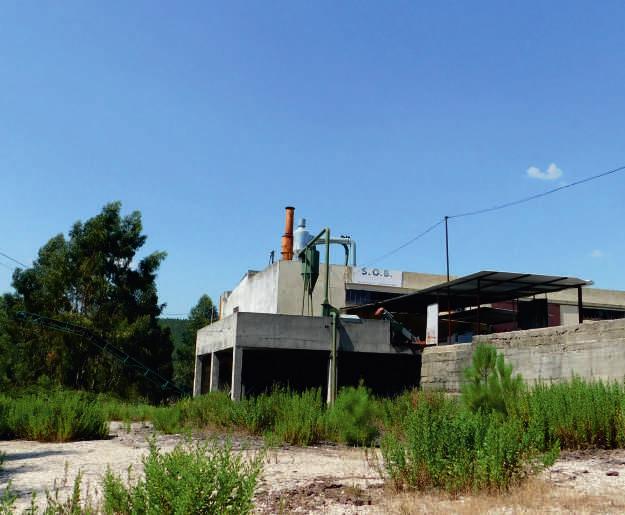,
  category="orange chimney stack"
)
[281,206,295,260]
